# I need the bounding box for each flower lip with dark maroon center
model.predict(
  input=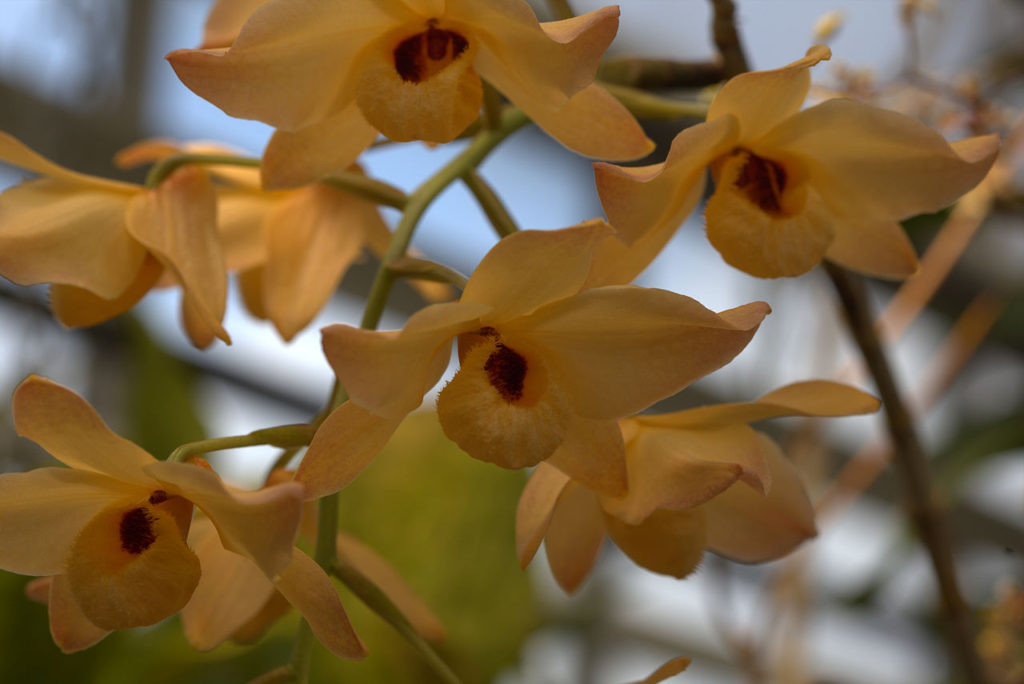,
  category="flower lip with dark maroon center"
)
[485,343,528,402]
[394,24,470,83]
[120,507,157,555]
[734,151,788,215]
